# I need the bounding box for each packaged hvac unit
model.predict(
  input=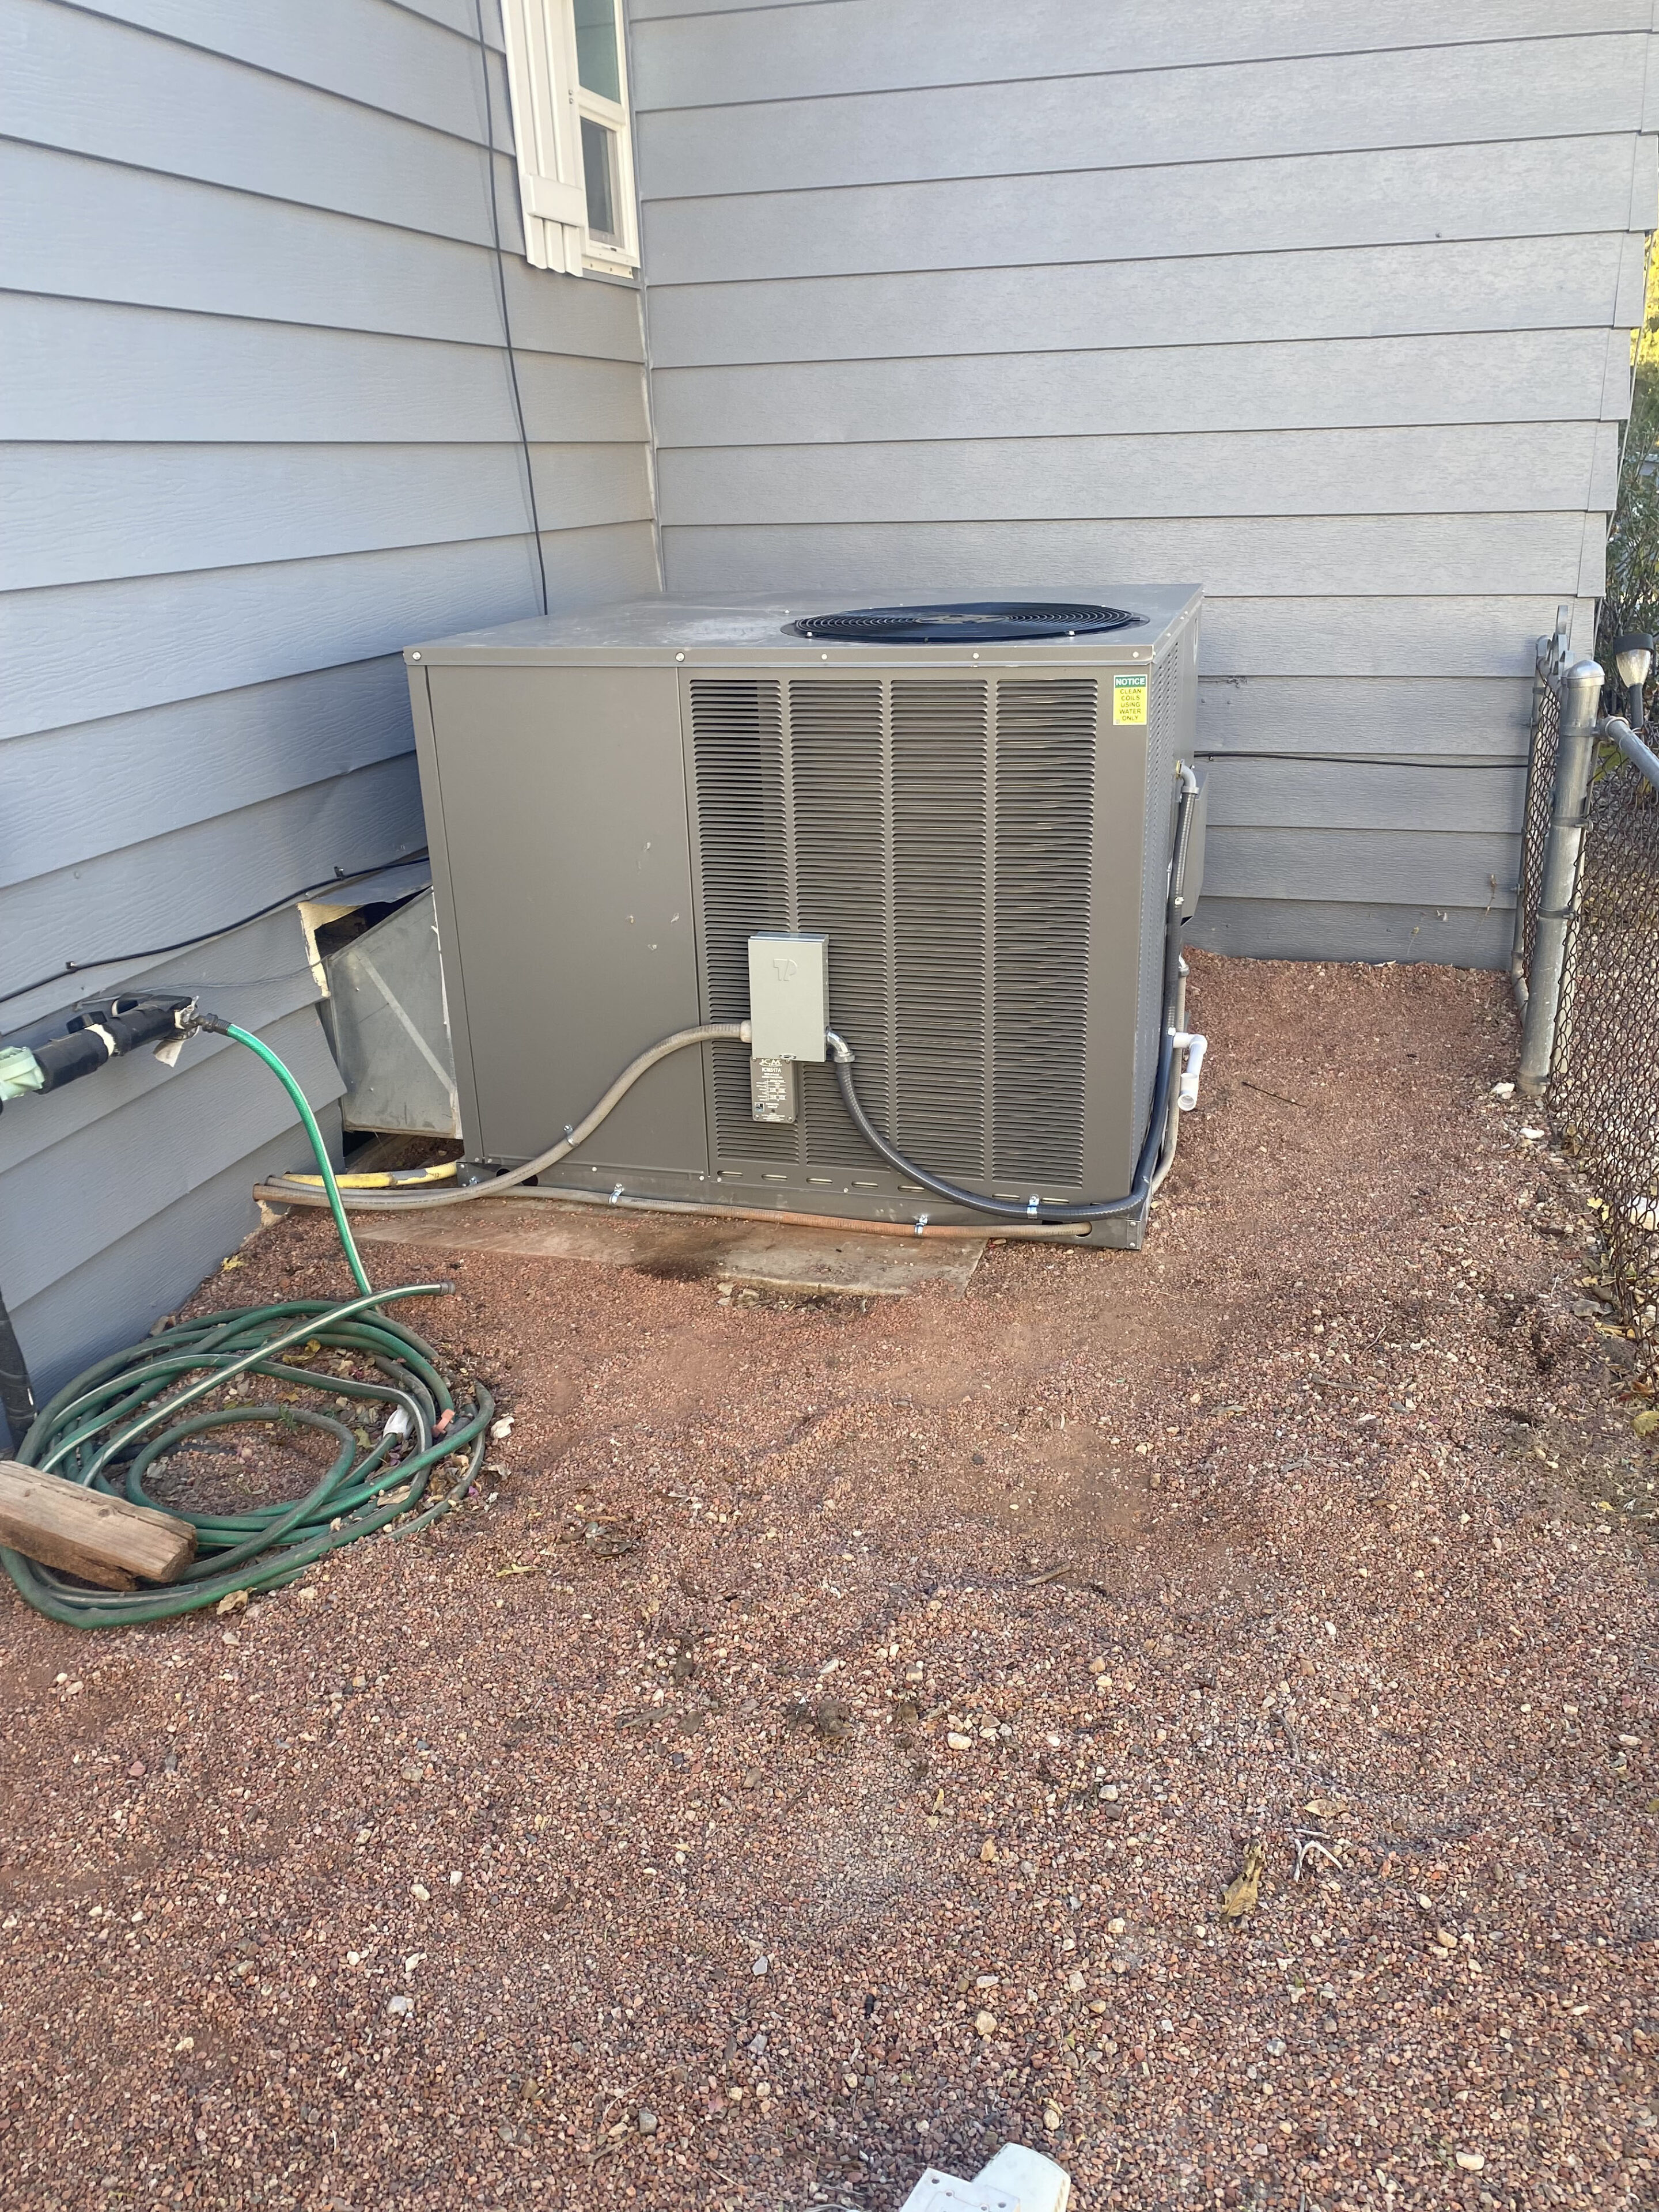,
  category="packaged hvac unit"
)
[405,592,1205,1247]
